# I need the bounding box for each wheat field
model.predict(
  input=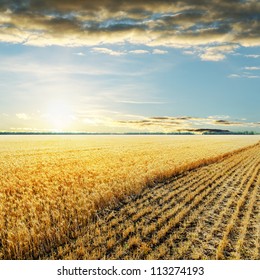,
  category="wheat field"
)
[49,141,259,260]
[0,135,259,259]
